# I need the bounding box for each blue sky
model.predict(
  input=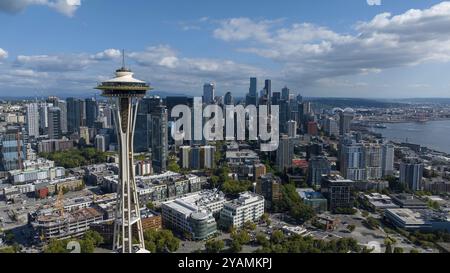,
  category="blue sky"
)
[0,0,449,98]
